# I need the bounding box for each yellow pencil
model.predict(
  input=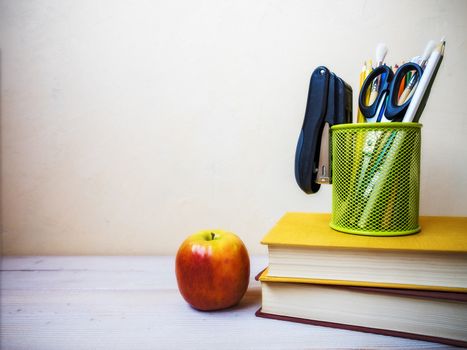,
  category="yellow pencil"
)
[357,62,366,123]
[365,60,372,108]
